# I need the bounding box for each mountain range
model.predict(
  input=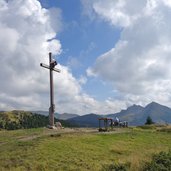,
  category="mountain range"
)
[32,111,79,120]
[108,102,171,125]
[33,102,171,127]
[66,102,171,127]
[67,113,101,127]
